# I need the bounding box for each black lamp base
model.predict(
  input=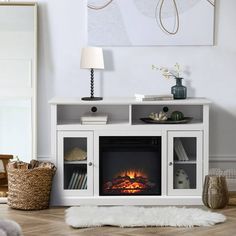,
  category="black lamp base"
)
[82,69,103,101]
[81,97,103,101]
